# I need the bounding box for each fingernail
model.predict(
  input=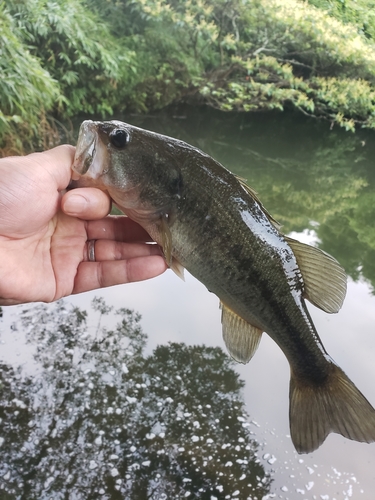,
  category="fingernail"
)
[63,194,87,214]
